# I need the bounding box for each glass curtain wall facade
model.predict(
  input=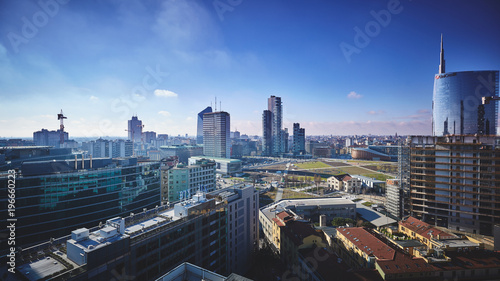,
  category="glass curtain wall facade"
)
[0,162,160,248]
[197,106,213,145]
[432,71,499,136]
